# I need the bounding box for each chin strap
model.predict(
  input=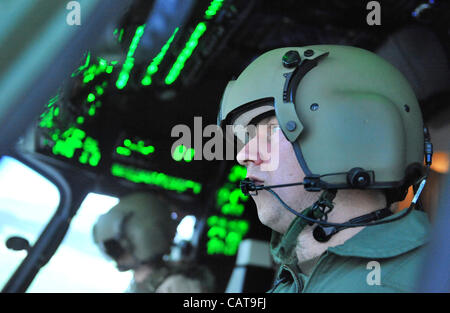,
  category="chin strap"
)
[270,189,337,265]
[265,176,427,243]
